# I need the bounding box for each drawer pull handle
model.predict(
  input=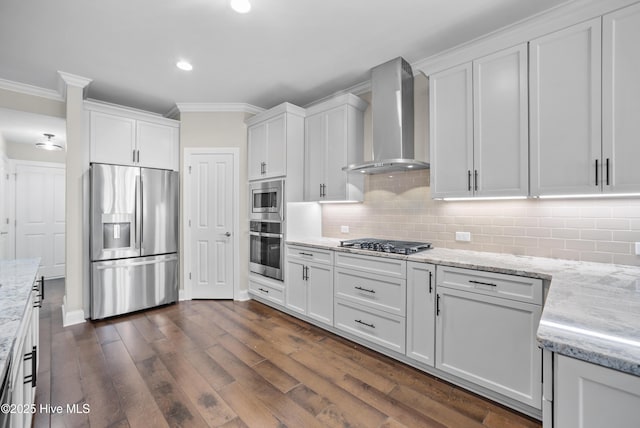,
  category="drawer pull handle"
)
[355,286,375,294]
[299,252,313,257]
[258,288,269,294]
[469,280,497,287]
[355,319,375,329]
